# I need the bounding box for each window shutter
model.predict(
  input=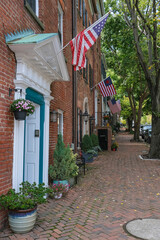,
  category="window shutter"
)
[85,10,88,28]
[86,59,88,83]
[80,0,82,17]
[76,0,79,8]
[83,0,85,26]
[89,64,92,88]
